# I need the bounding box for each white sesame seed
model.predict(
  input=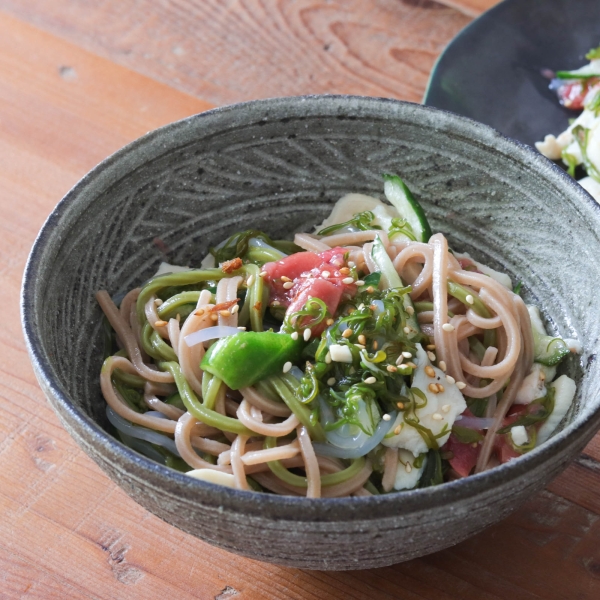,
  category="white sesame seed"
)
[396,355,404,365]
[394,424,402,435]
[154,320,168,327]
[445,375,456,384]
[403,326,411,334]
[355,280,365,286]
[442,323,455,332]
[259,271,268,278]
[405,462,412,473]
[465,294,474,305]
[357,303,365,310]
[231,304,240,314]
[327,377,336,386]
[332,260,342,267]
[282,361,292,373]
[402,351,412,358]
[154,298,163,306]
[238,326,247,330]
[291,331,299,341]
[364,376,377,384]
[406,305,415,316]
[303,328,311,341]
[382,413,391,421]
[439,360,447,372]
[282,281,294,290]
[427,351,436,362]
[348,261,356,268]
[442,404,451,413]
[322,271,331,279]
[247,274,255,287]
[342,277,354,285]
[271,300,281,306]
[432,413,443,421]
[456,381,467,390]
[325,352,332,364]
[281,276,291,282]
